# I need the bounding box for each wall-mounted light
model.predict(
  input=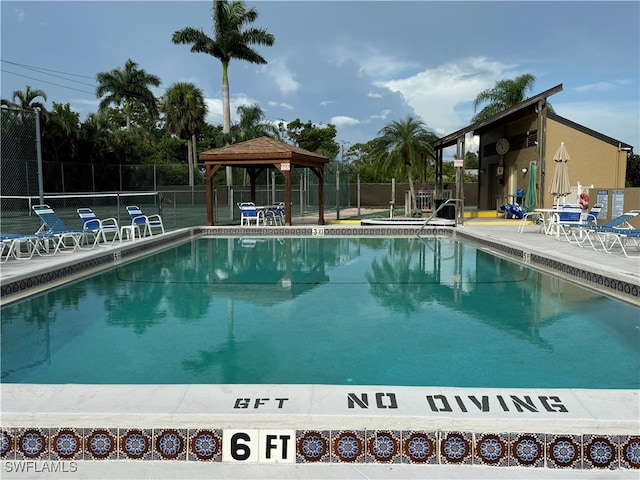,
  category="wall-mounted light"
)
[521,167,528,174]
